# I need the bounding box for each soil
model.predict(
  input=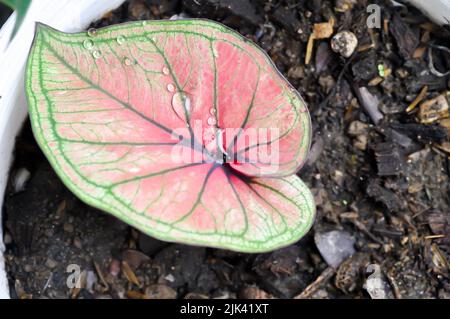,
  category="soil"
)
[3,0,450,299]
[0,4,12,26]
